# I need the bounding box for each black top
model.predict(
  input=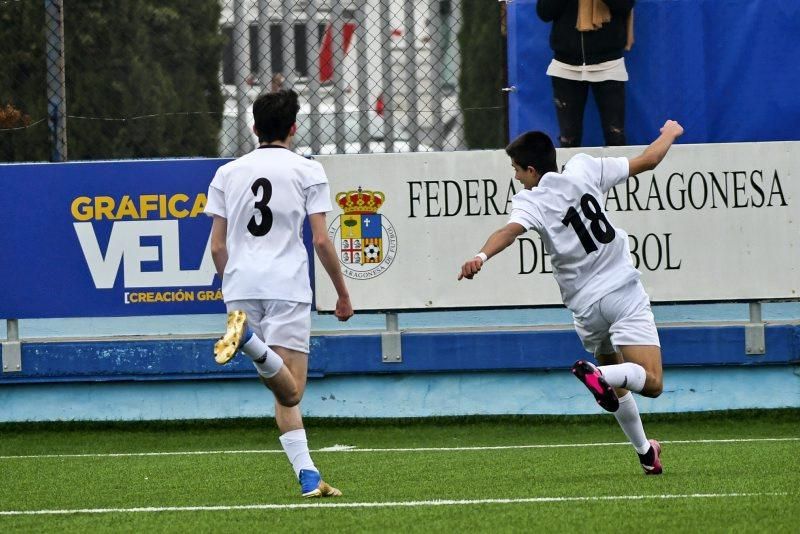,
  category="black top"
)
[536,0,634,66]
